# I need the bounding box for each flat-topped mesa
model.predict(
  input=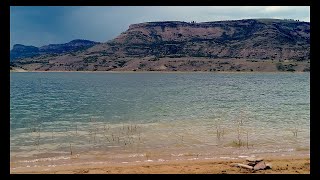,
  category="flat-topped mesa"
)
[113,21,231,44]
[127,19,266,29]
[112,19,310,46]
[128,21,190,29]
[11,19,310,71]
